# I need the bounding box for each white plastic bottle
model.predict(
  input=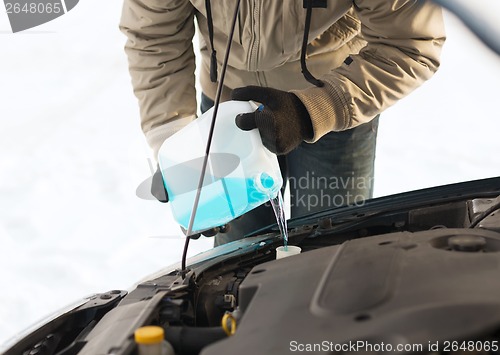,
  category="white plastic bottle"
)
[157,100,283,233]
[134,326,175,355]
